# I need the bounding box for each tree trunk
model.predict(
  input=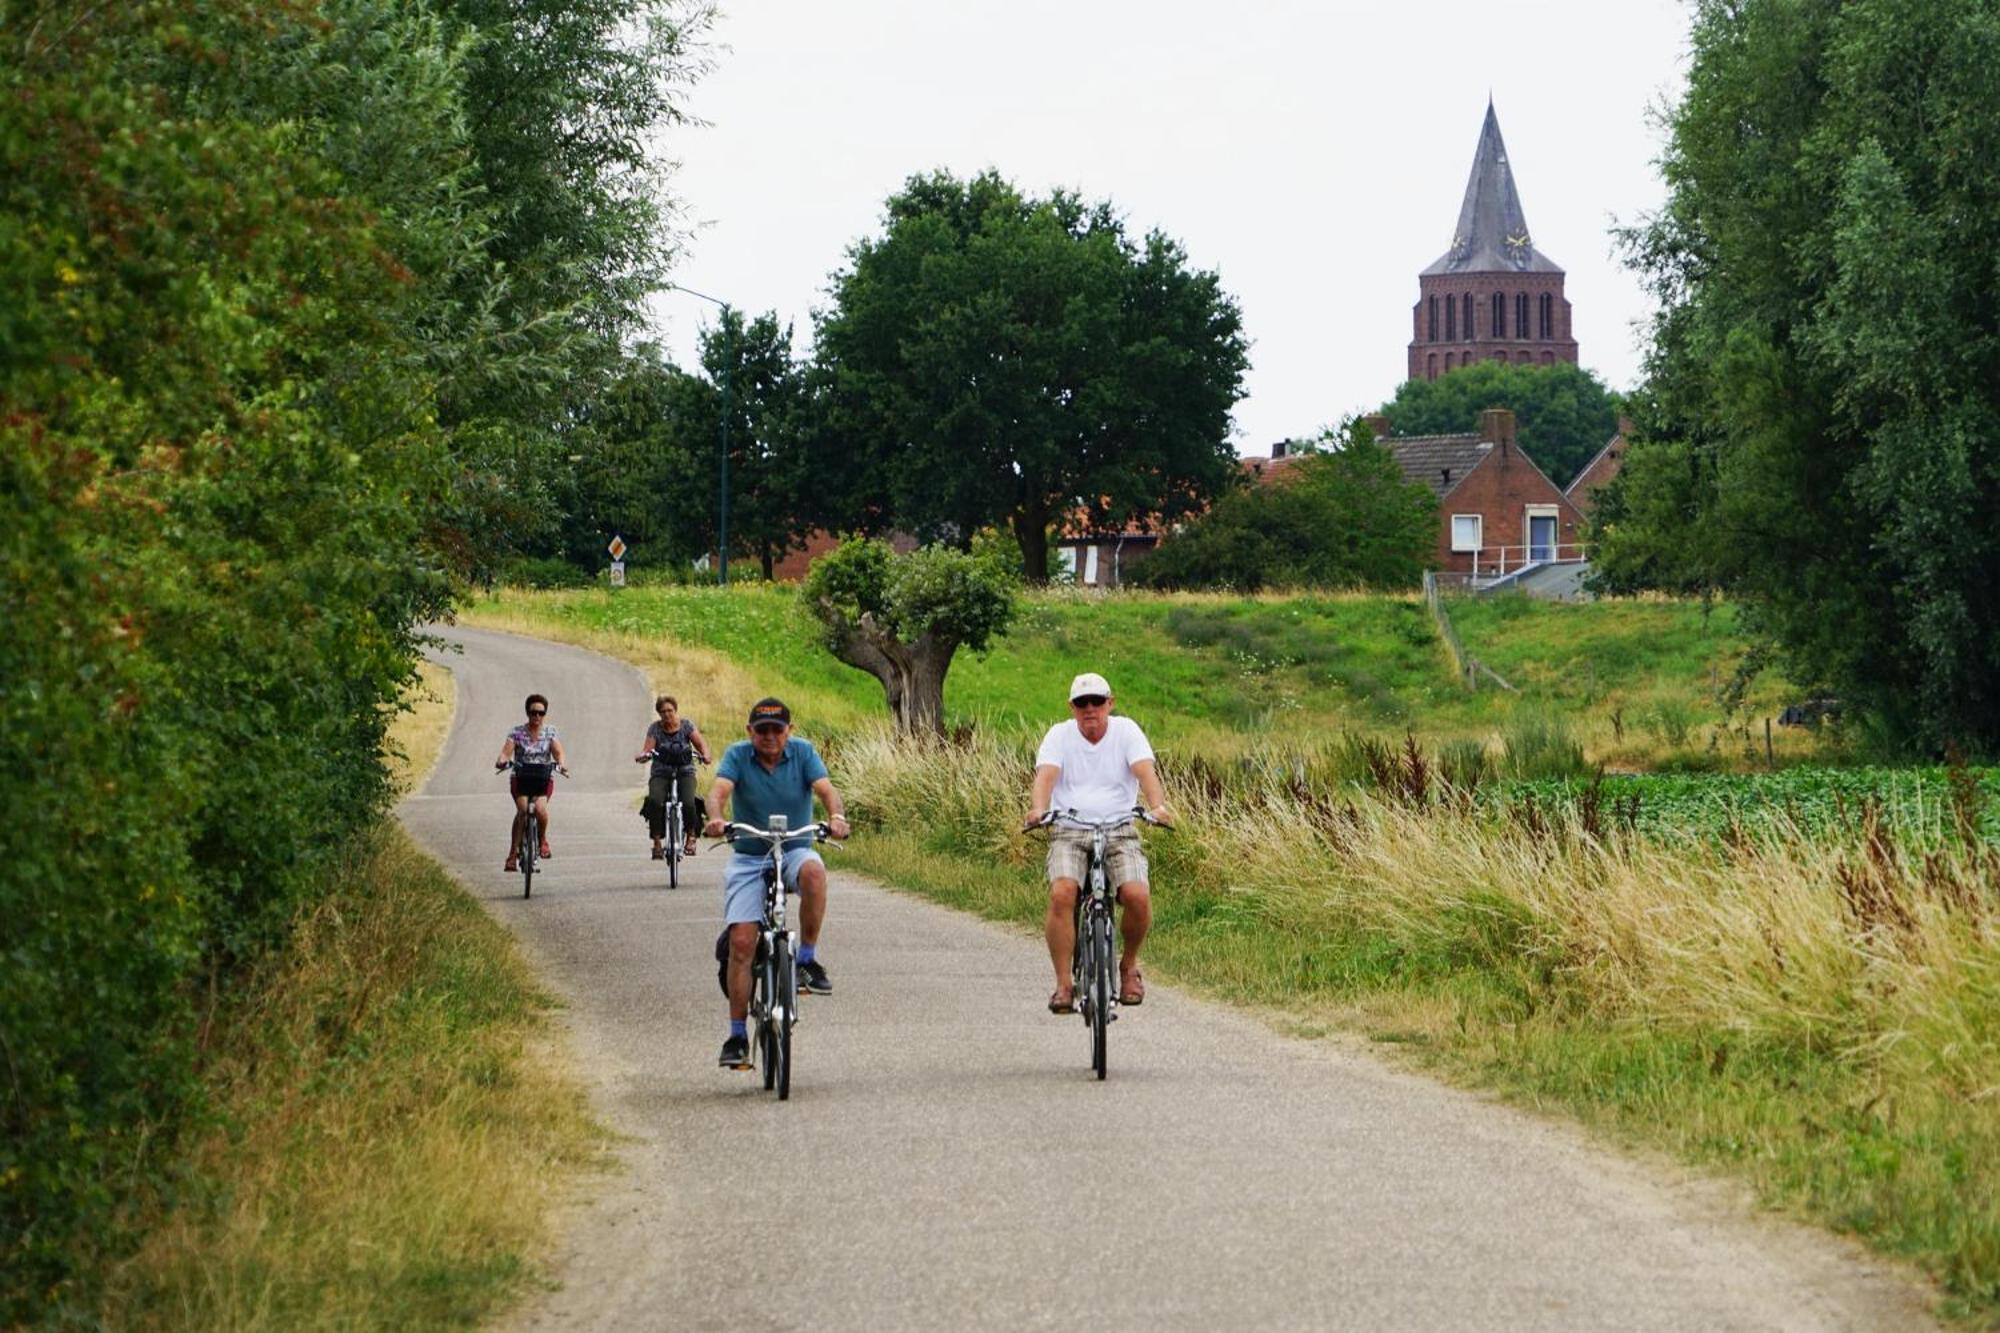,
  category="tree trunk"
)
[811,602,956,736]
[1011,500,1050,583]
[760,545,776,581]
